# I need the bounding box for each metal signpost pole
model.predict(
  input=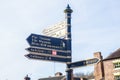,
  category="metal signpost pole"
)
[64,4,73,80]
